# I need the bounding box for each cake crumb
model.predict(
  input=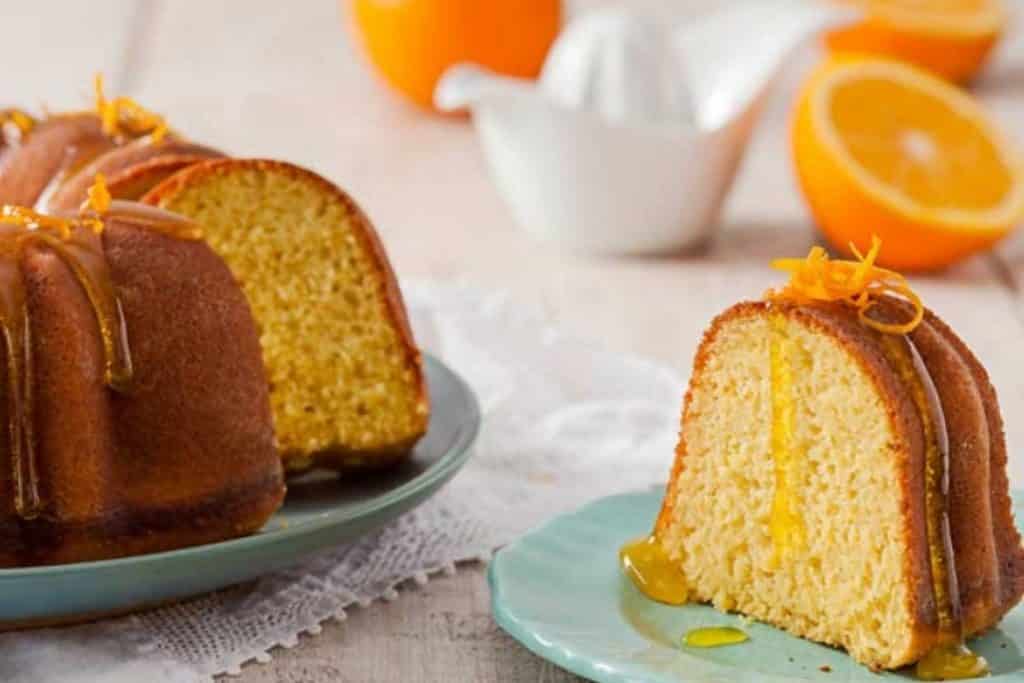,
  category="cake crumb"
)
[819,665,831,673]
